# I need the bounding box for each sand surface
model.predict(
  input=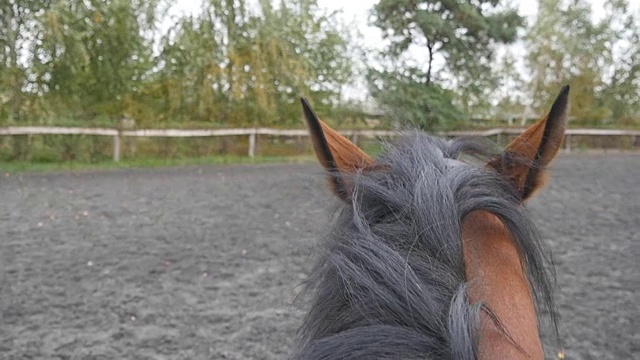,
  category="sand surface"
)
[1,153,637,359]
